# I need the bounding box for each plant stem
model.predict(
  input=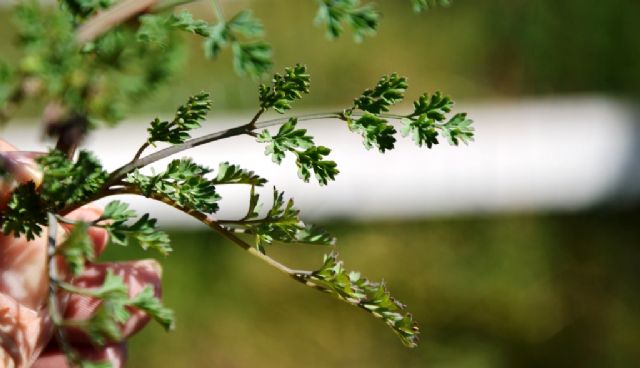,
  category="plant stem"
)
[75,0,160,44]
[210,0,225,22]
[132,142,151,162]
[46,213,82,367]
[108,186,316,279]
[106,110,406,185]
[106,123,253,185]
